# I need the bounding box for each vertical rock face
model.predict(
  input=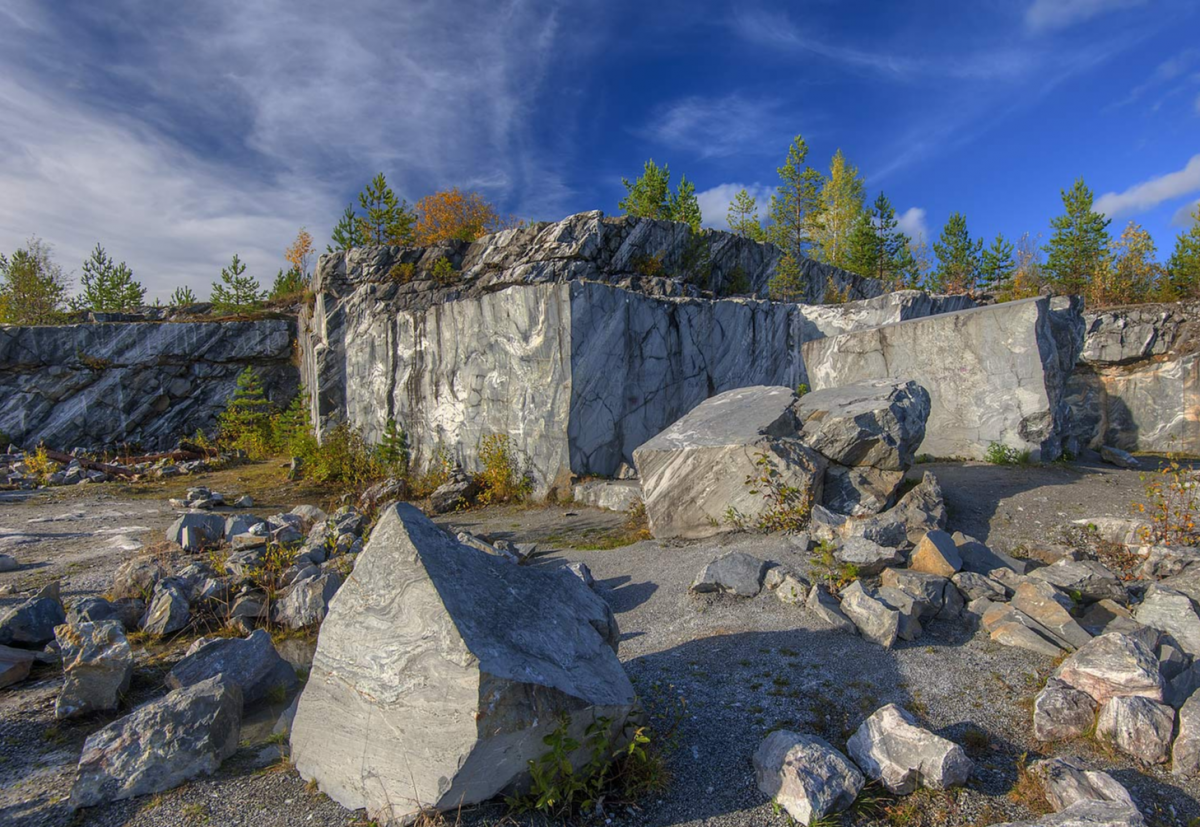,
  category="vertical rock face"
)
[1067,303,1200,454]
[0,319,297,451]
[802,297,1081,461]
[796,290,975,342]
[289,503,636,824]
